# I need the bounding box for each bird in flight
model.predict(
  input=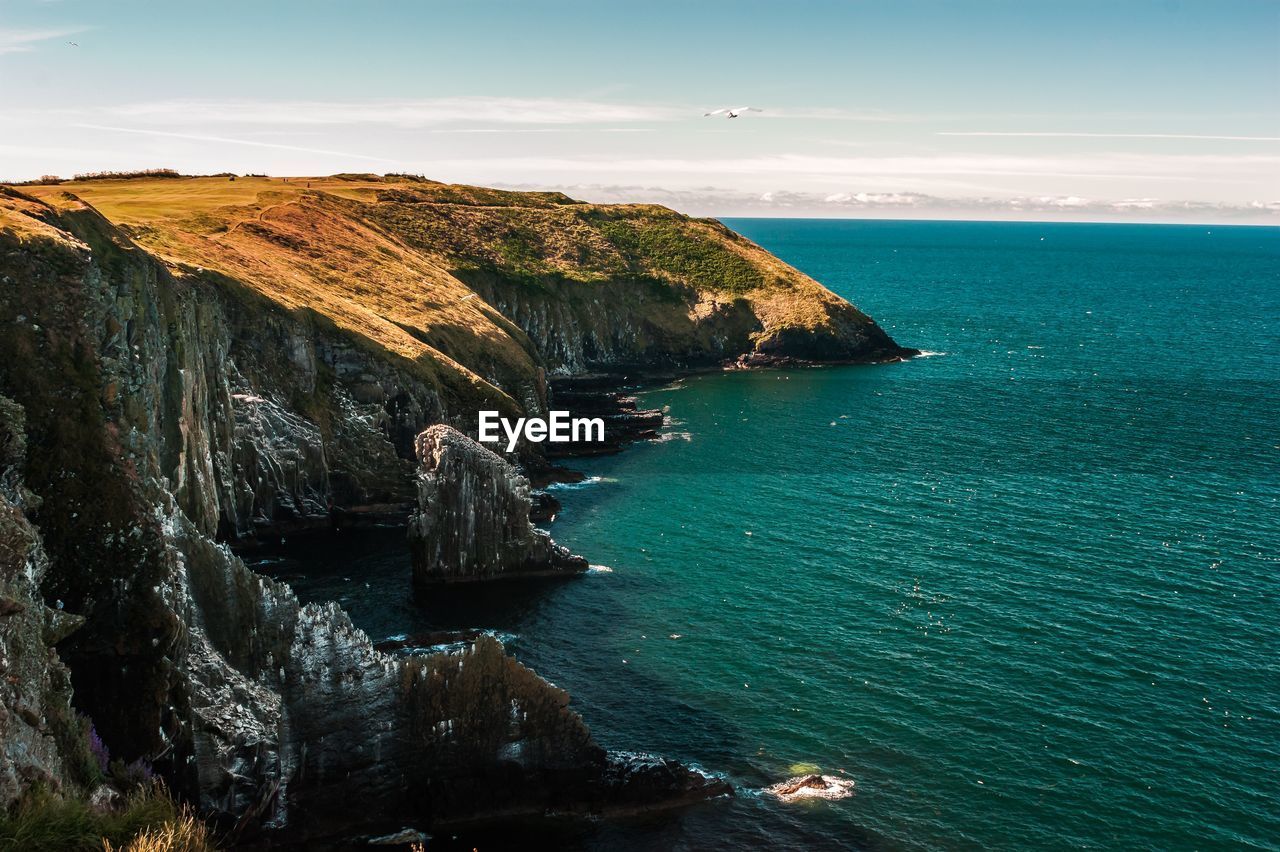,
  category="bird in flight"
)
[703,107,762,119]
[67,41,79,47]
